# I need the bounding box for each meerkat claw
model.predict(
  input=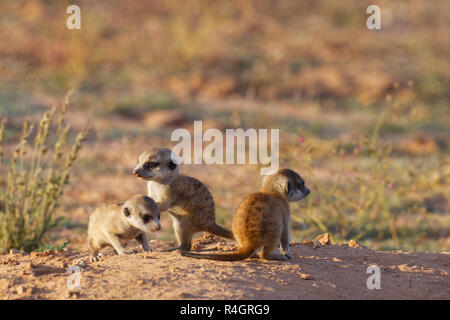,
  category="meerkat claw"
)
[281,249,292,259]
[89,256,100,262]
